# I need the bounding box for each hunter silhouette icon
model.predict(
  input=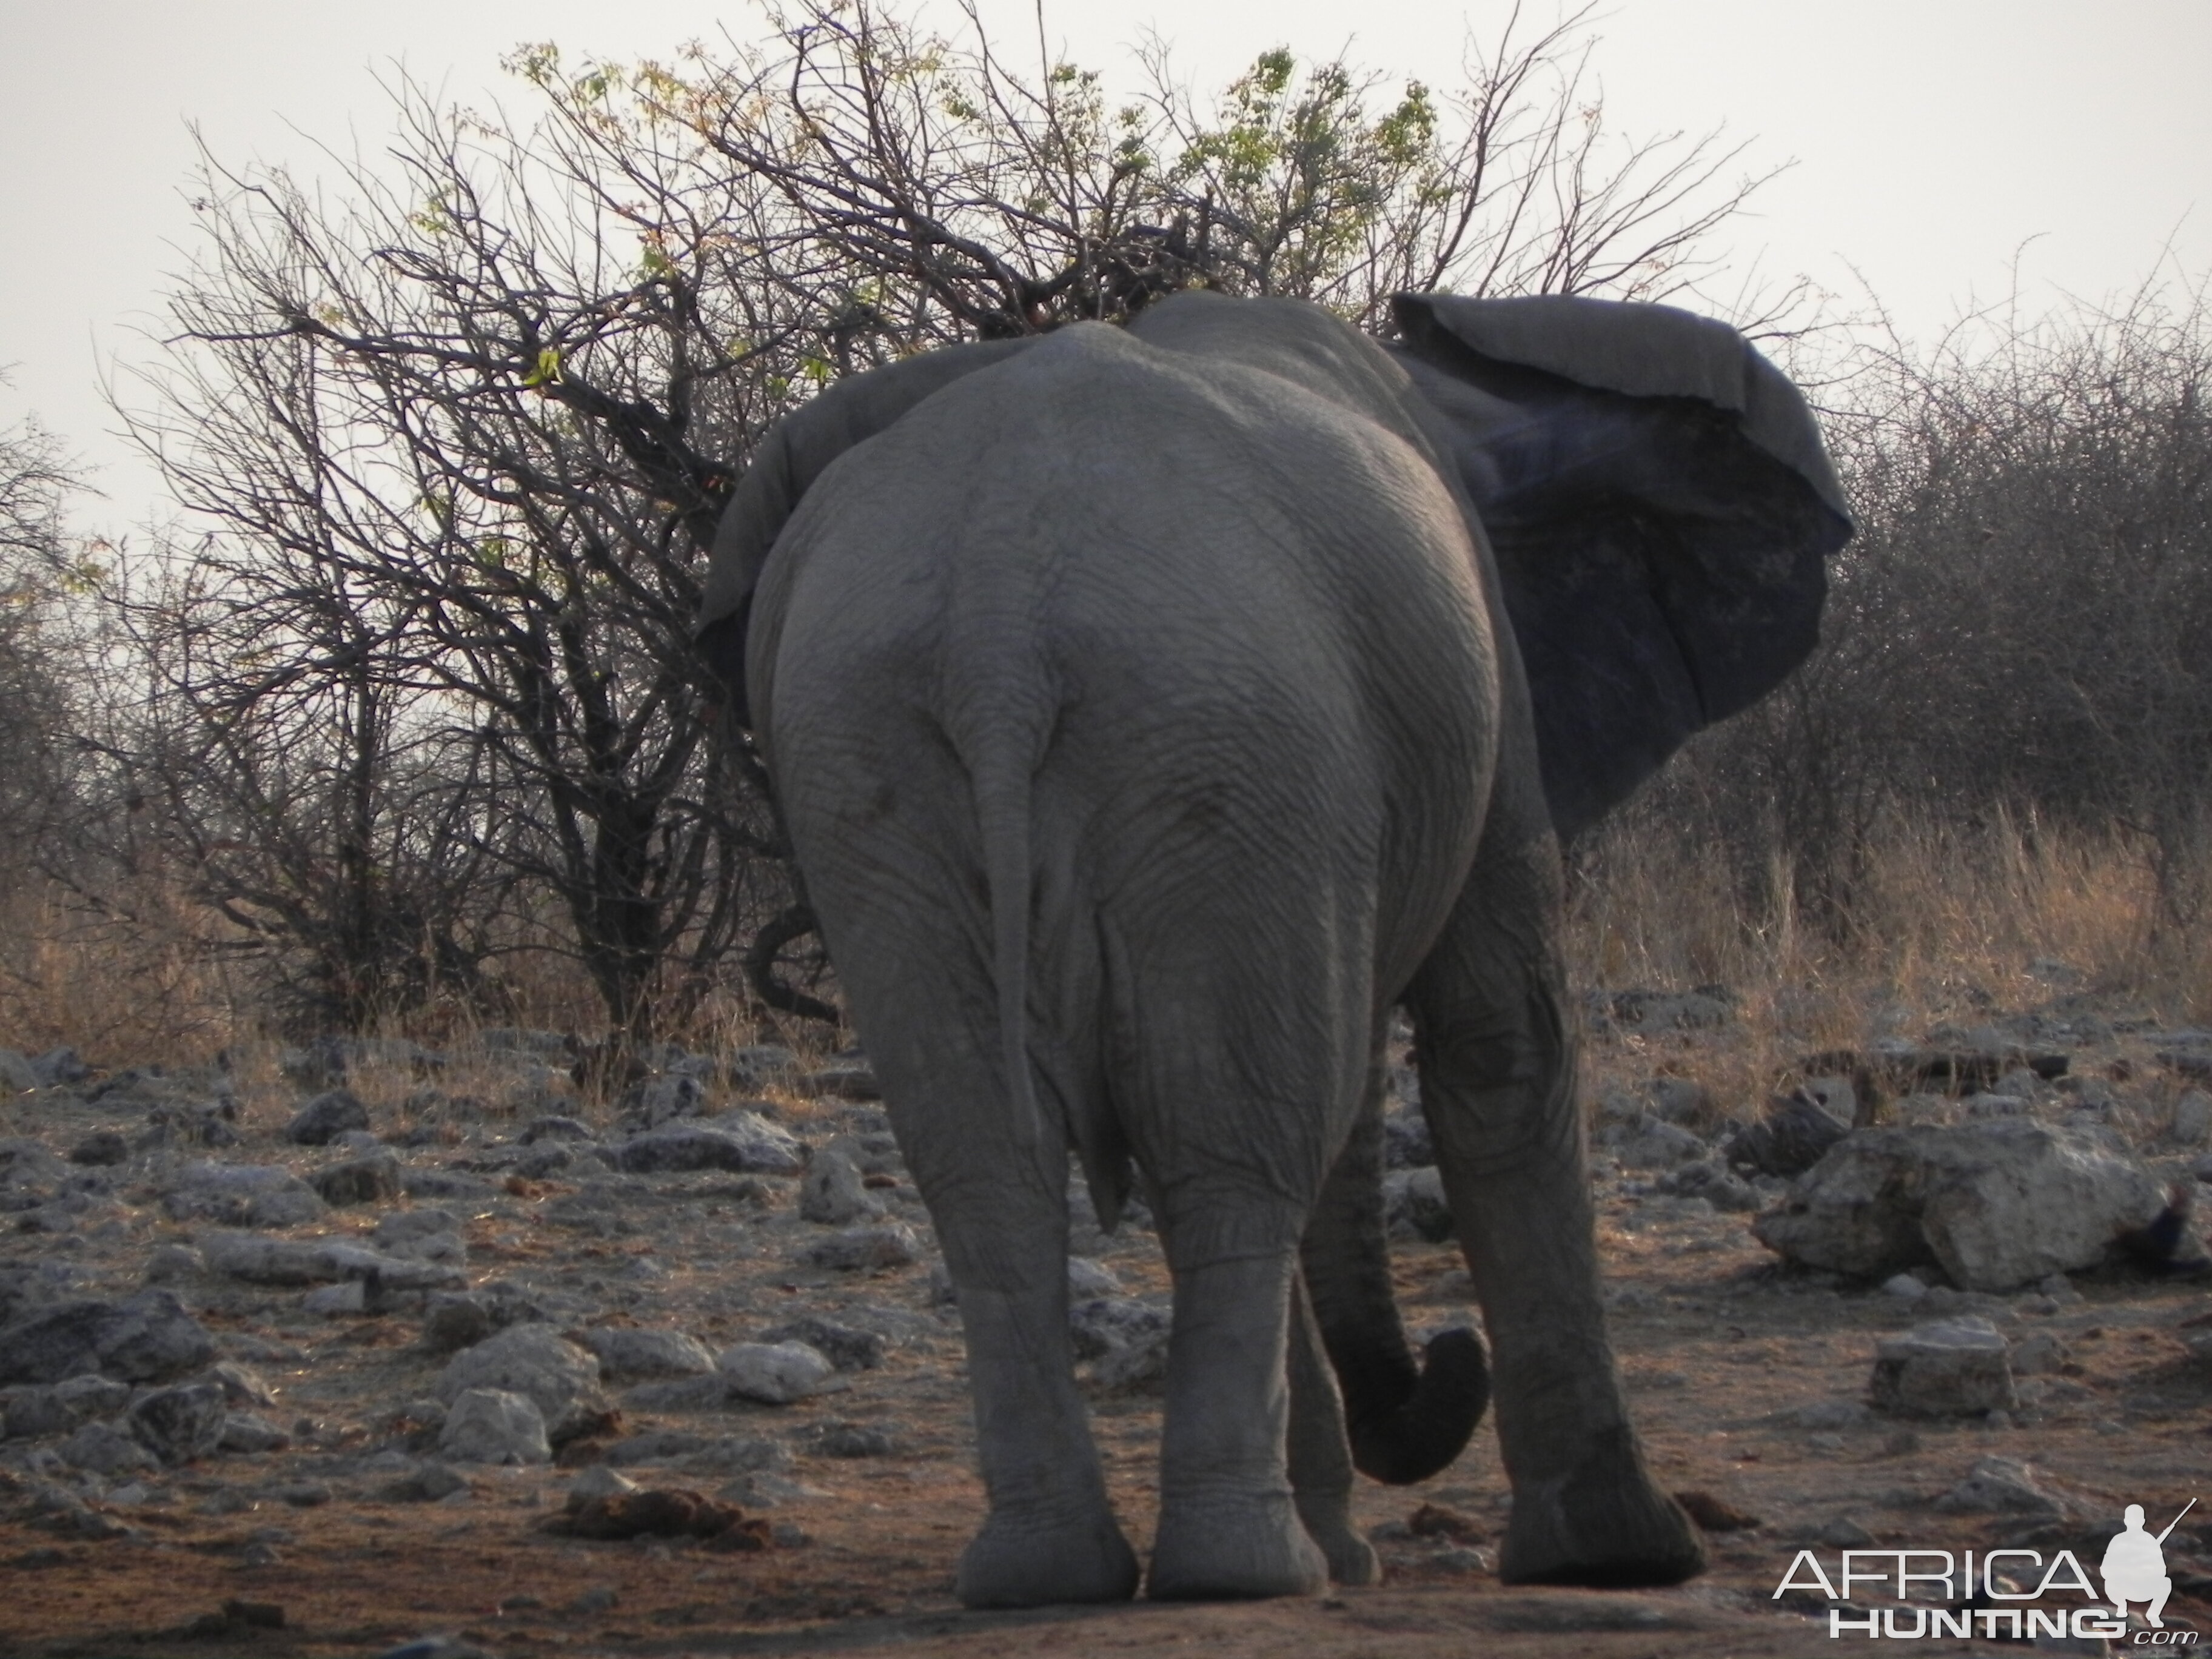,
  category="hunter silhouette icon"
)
[2102,1499,2194,1627]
